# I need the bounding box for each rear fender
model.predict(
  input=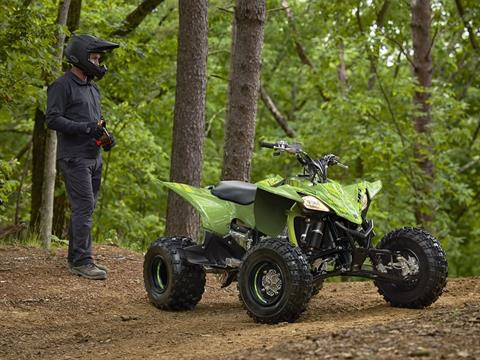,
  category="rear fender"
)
[162,182,255,236]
